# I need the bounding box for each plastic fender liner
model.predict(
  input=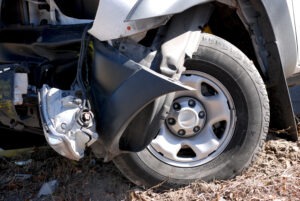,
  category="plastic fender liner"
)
[90,41,193,160]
